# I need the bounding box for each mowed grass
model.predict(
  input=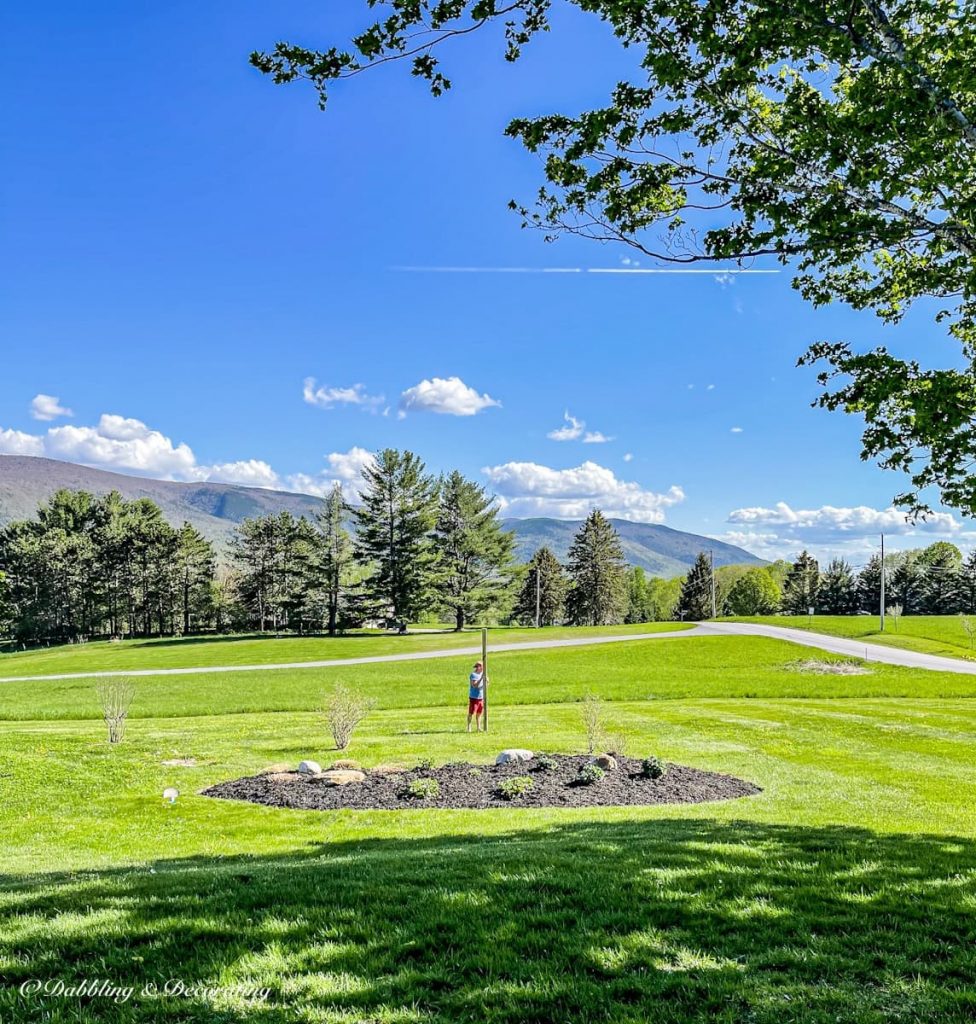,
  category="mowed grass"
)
[726,613,976,661]
[0,622,685,678]
[2,634,976,1022]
